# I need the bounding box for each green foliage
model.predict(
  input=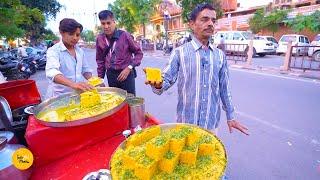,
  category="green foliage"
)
[43,29,58,41]
[287,10,320,33]
[176,0,223,23]
[309,10,320,32]
[20,0,62,19]
[249,8,288,35]
[19,0,62,44]
[249,9,266,34]
[108,0,160,34]
[0,0,26,39]
[0,0,62,43]
[81,30,95,42]
[264,9,289,35]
